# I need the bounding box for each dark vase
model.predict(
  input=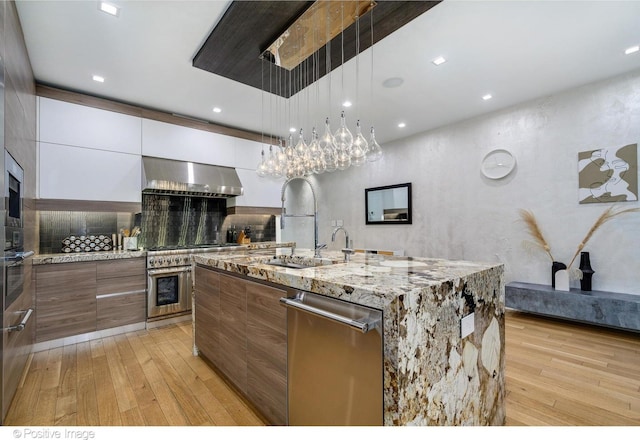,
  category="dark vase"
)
[579,252,595,291]
[551,261,567,288]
